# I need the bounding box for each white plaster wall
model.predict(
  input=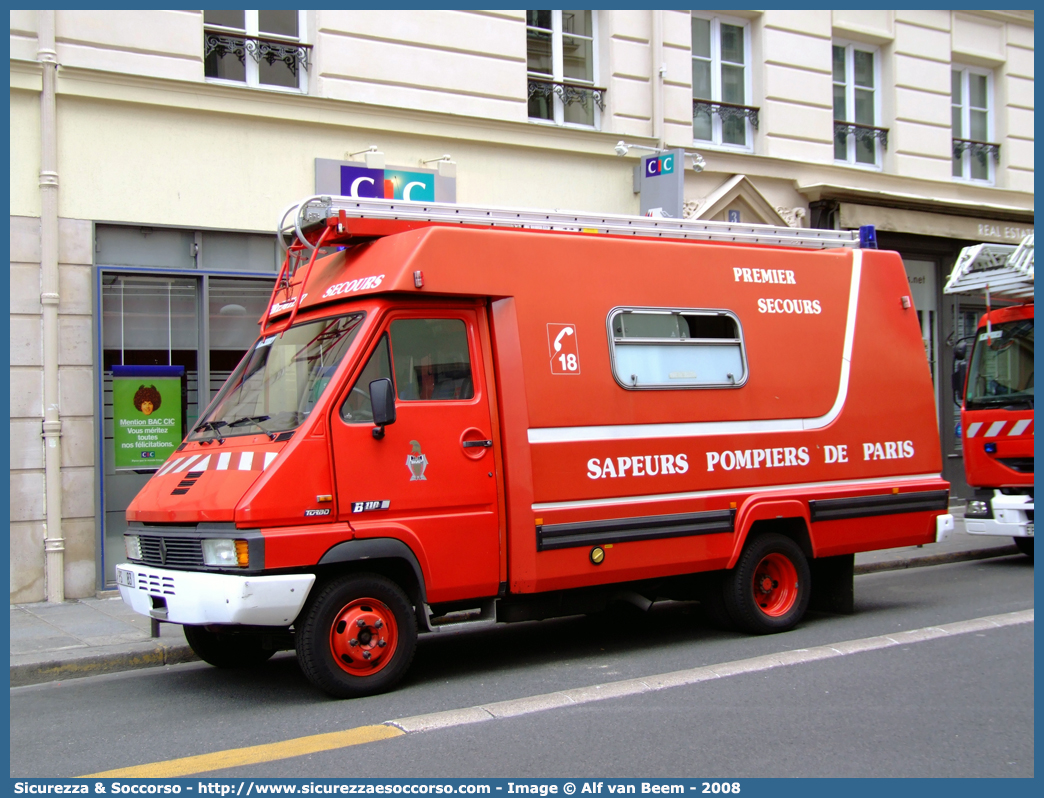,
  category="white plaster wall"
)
[759,12,834,163]
[316,10,527,123]
[9,10,1034,202]
[9,215,96,603]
